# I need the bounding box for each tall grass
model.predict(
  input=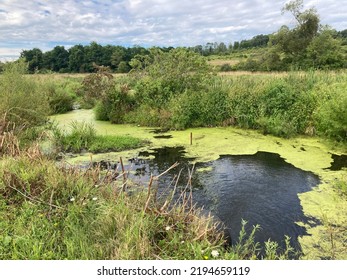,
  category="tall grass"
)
[0,60,49,128]
[52,121,144,153]
[0,153,297,260]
